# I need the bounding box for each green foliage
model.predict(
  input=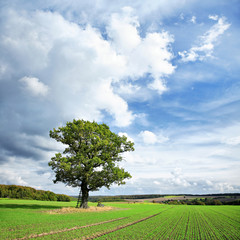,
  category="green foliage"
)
[165,198,227,205]
[88,194,165,202]
[0,184,70,202]
[223,199,240,205]
[49,119,134,208]
[57,194,71,202]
